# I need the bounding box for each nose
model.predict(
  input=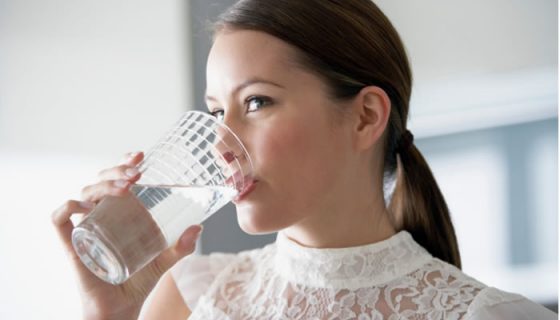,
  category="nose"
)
[211,115,254,191]
[217,110,250,160]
